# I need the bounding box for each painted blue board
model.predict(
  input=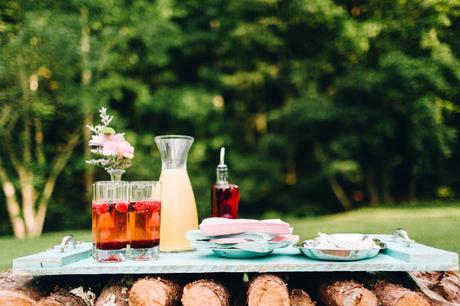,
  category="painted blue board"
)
[12,242,92,269]
[372,235,459,265]
[12,245,458,276]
